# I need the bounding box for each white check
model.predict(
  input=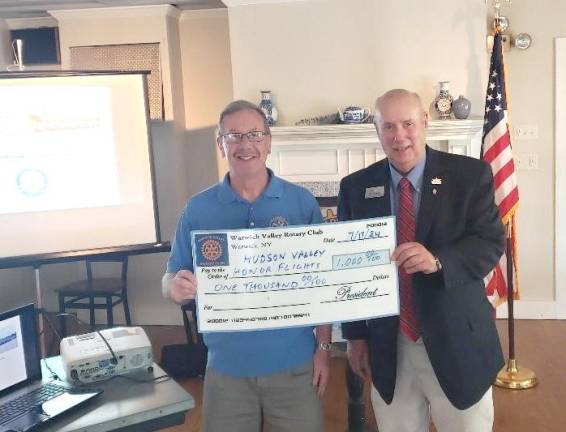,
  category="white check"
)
[192,217,400,332]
